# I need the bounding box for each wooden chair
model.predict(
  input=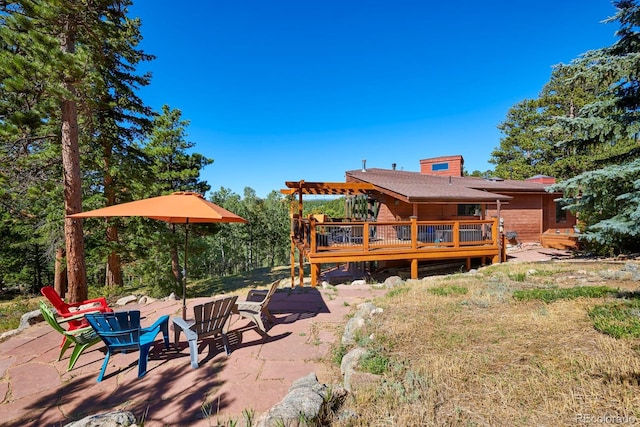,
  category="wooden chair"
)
[233,280,281,336]
[85,310,170,382]
[173,295,238,368]
[39,301,102,371]
[40,286,113,349]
